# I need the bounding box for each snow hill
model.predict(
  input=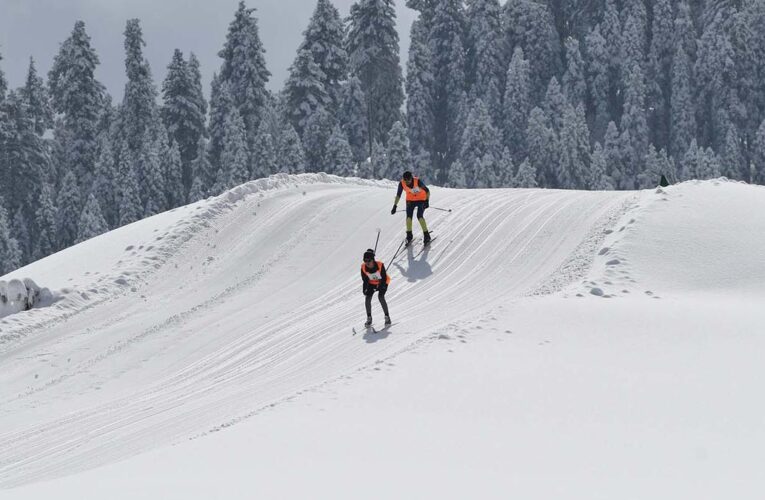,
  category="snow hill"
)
[1,174,764,499]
